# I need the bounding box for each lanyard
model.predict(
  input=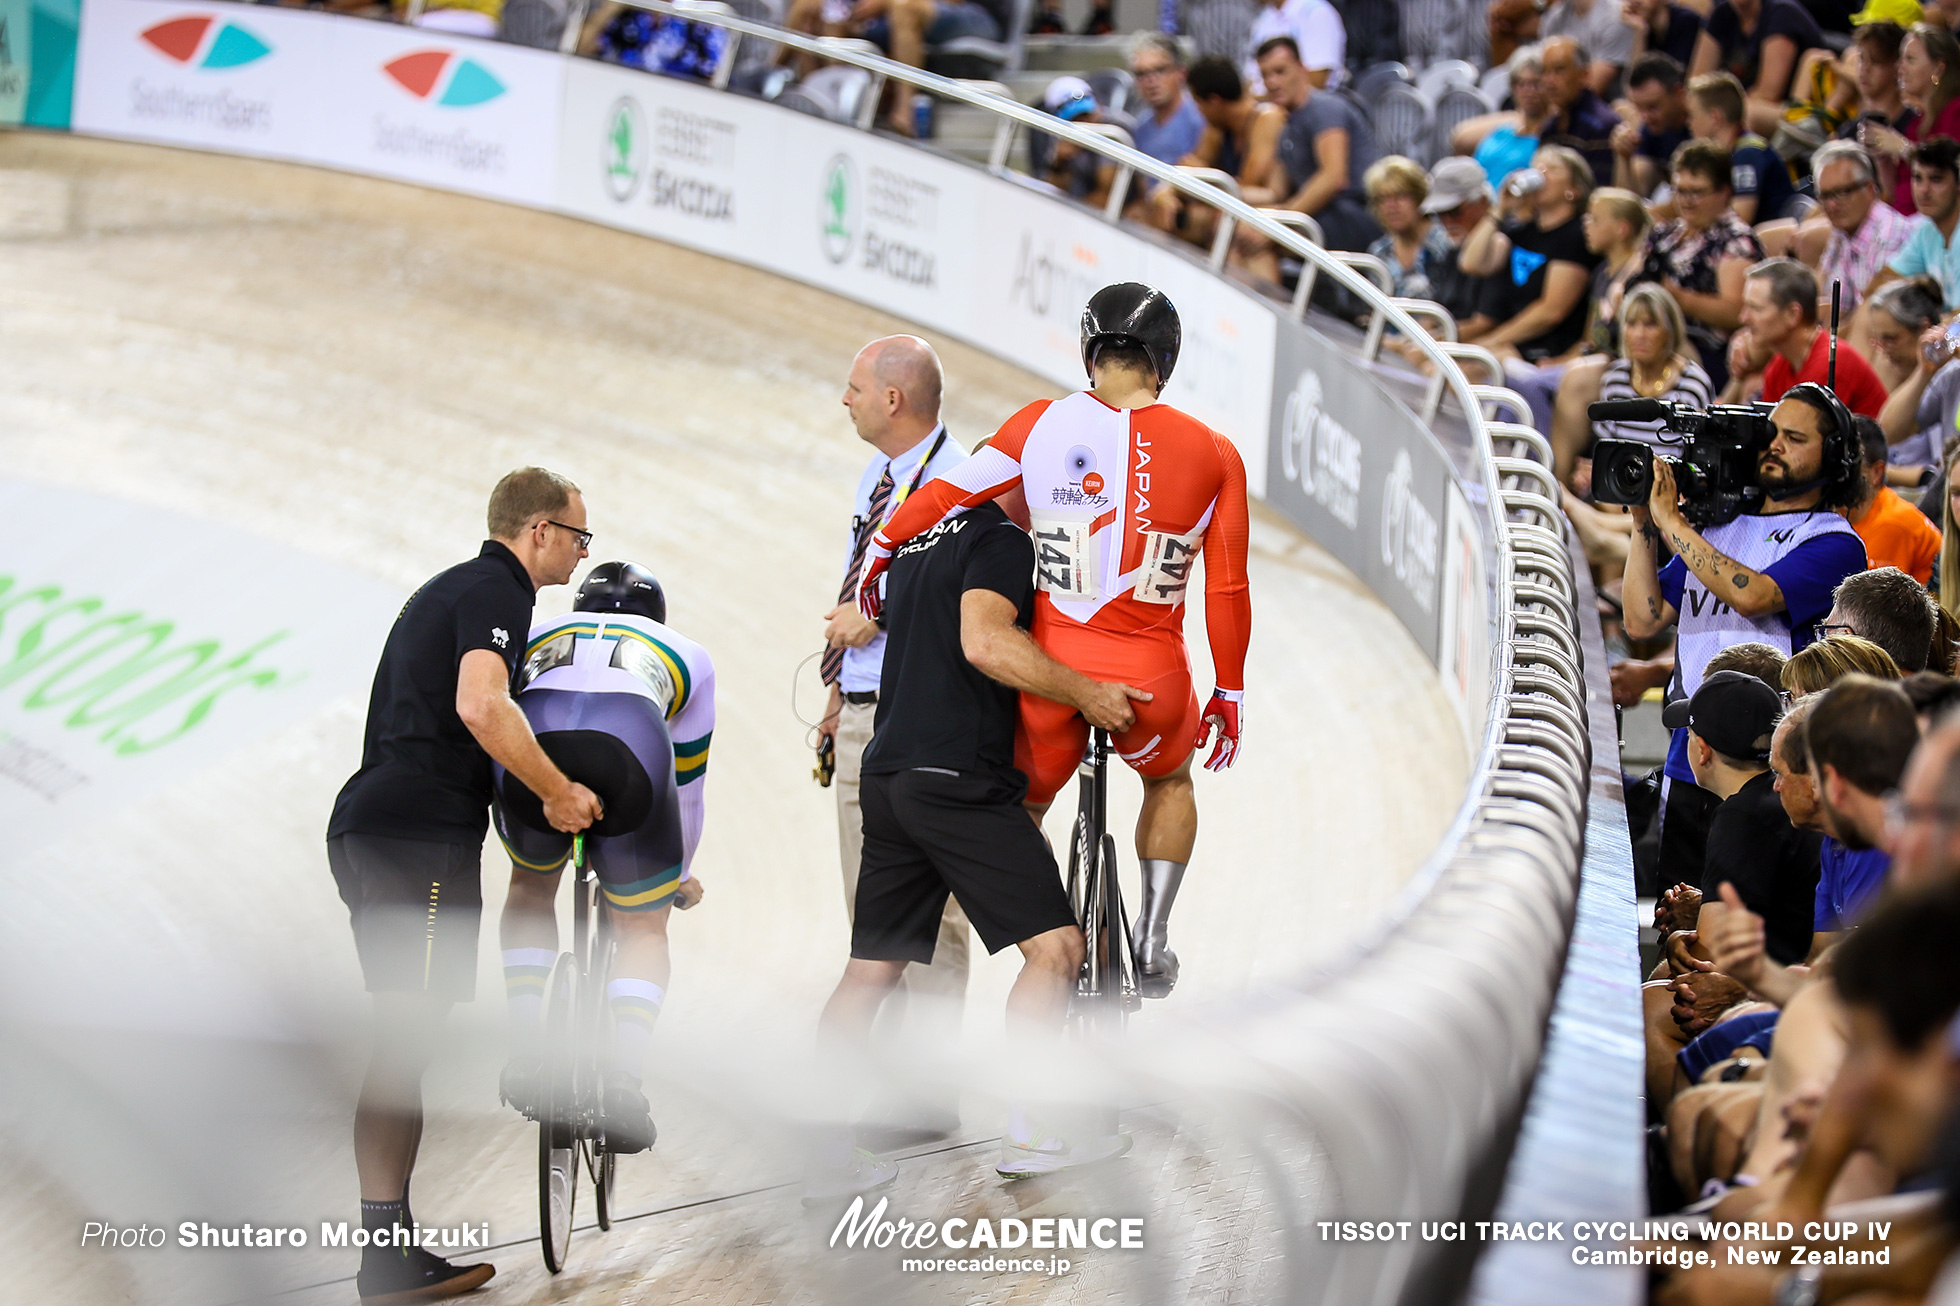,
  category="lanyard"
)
[855,427,948,535]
